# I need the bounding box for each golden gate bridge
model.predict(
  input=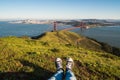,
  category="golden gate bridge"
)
[53,21,89,31]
